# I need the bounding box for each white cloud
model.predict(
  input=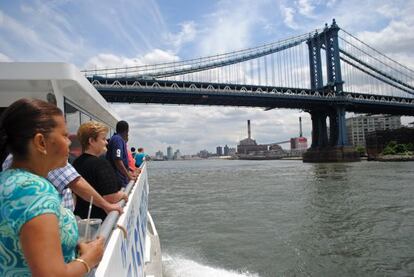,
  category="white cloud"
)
[20,2,76,35]
[0,6,85,62]
[358,20,414,55]
[326,0,337,7]
[296,0,314,17]
[83,49,179,70]
[0,10,64,58]
[375,3,402,18]
[141,49,180,65]
[195,1,263,56]
[110,103,311,155]
[0,52,12,62]
[144,0,167,30]
[281,6,298,29]
[0,0,171,64]
[166,21,197,50]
